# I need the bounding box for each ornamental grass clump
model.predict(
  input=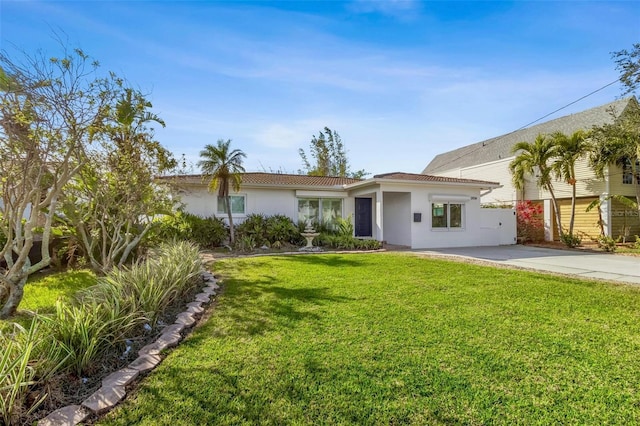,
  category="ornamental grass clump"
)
[103,245,201,325]
[43,298,145,376]
[0,320,65,426]
[43,241,202,375]
[151,240,203,300]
